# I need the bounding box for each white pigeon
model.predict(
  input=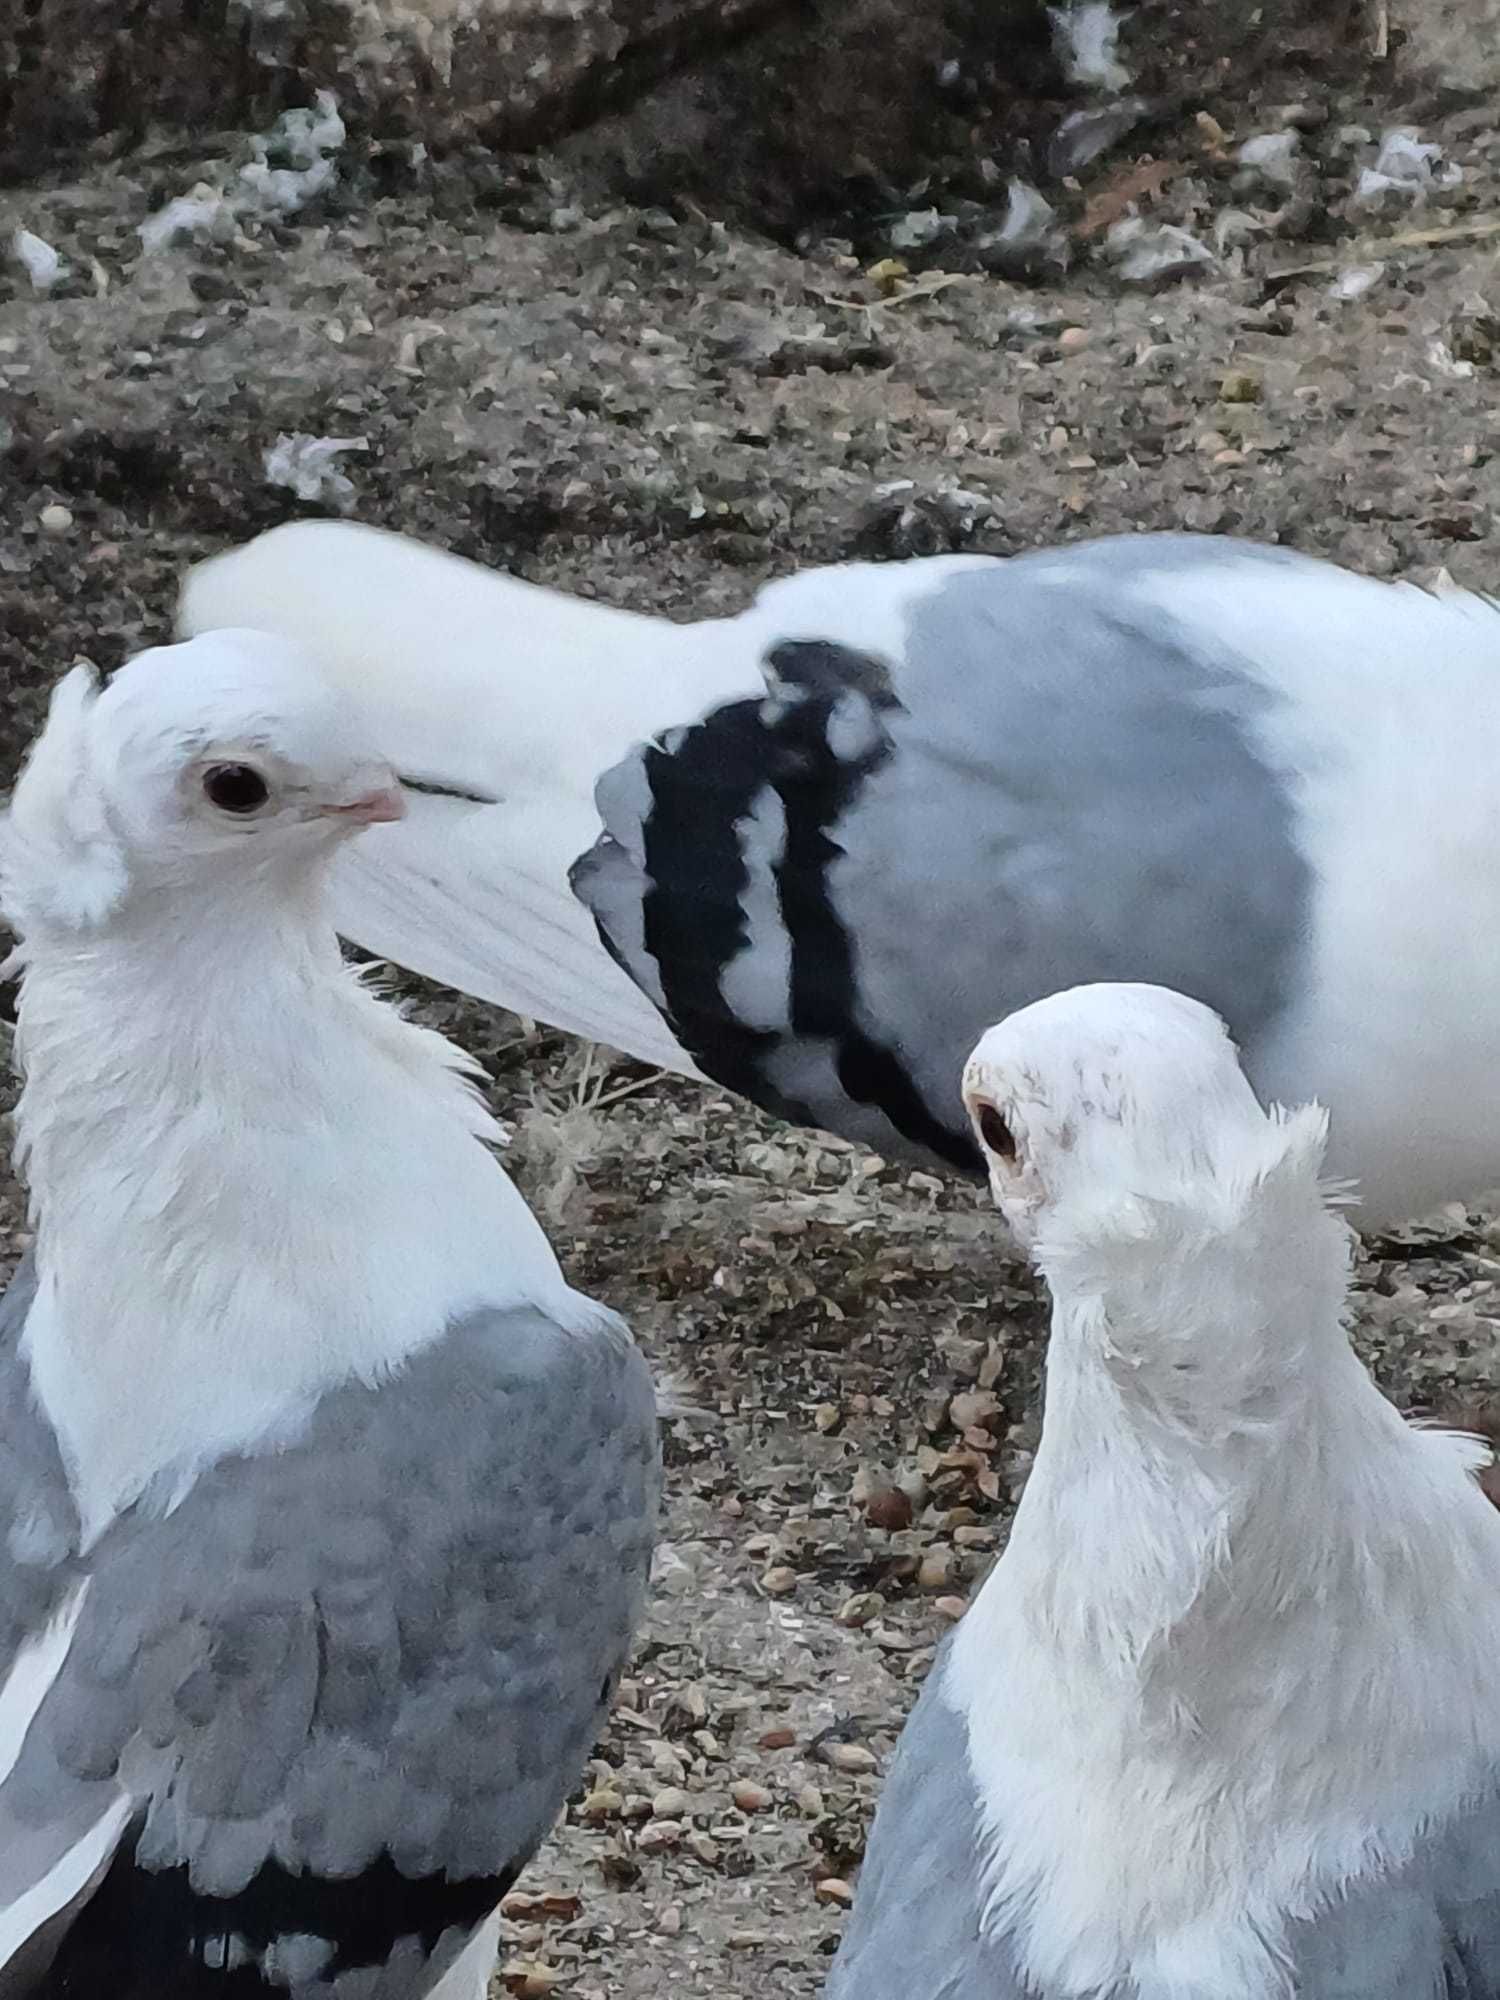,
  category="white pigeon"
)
[179,521,1500,1226]
[828,981,1500,2000]
[0,634,659,1998]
